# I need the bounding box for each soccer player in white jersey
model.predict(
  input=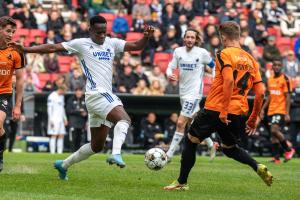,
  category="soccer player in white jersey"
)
[165,28,216,161]
[47,85,68,154]
[11,16,154,180]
